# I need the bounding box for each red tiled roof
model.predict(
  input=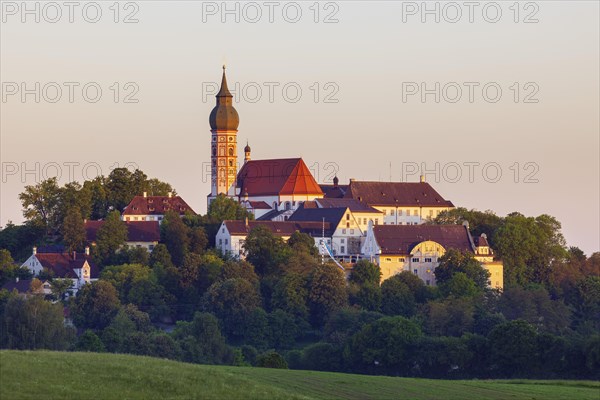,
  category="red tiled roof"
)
[122,195,196,216]
[344,181,454,207]
[223,220,328,237]
[475,234,490,247]
[244,201,272,210]
[373,224,472,255]
[85,220,160,243]
[35,253,99,279]
[237,158,324,197]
